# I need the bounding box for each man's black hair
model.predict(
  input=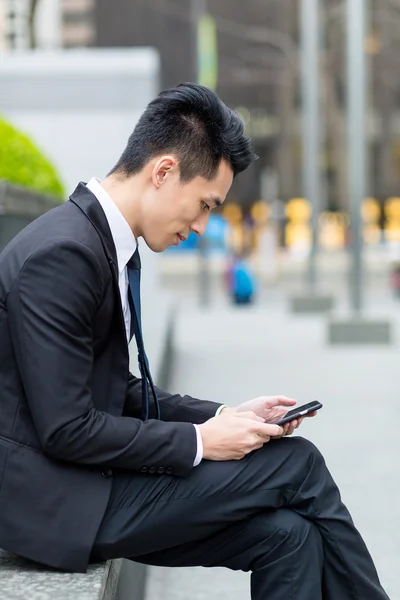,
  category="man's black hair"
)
[109,82,258,182]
